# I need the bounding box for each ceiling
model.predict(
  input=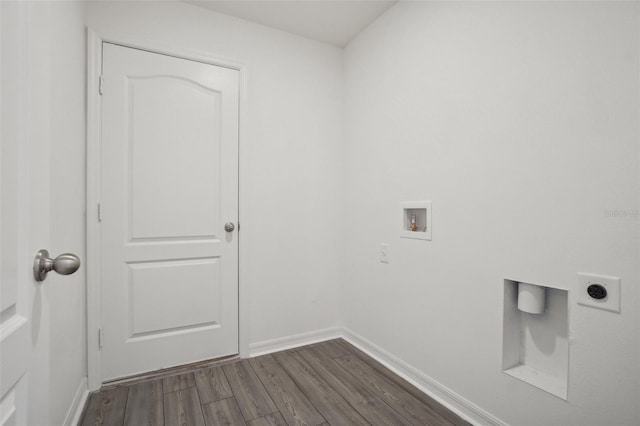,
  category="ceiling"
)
[185,0,397,47]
